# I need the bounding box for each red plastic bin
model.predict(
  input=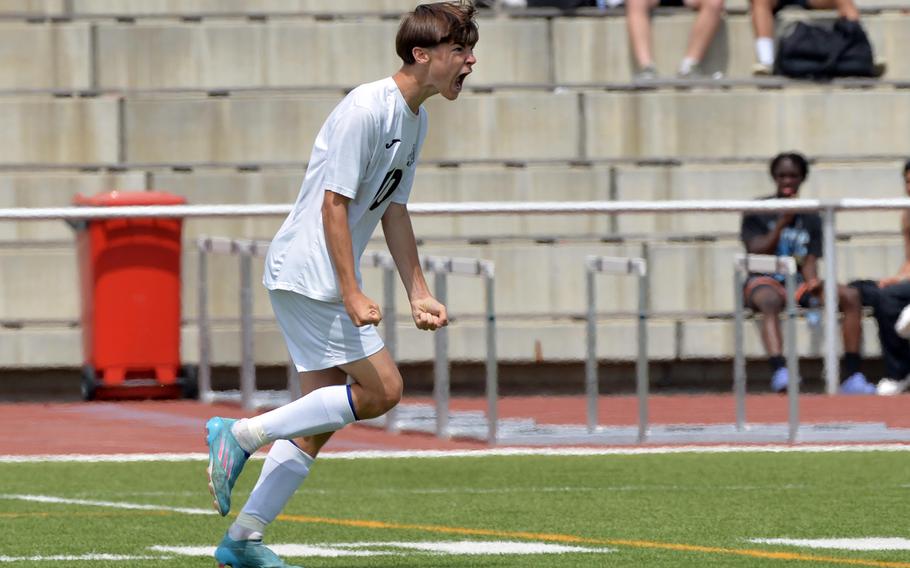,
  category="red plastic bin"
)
[73,191,196,400]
